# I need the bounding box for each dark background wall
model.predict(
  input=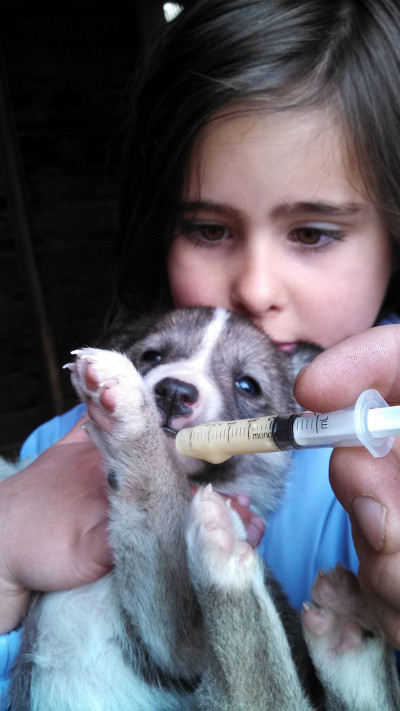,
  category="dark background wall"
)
[0,0,177,457]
